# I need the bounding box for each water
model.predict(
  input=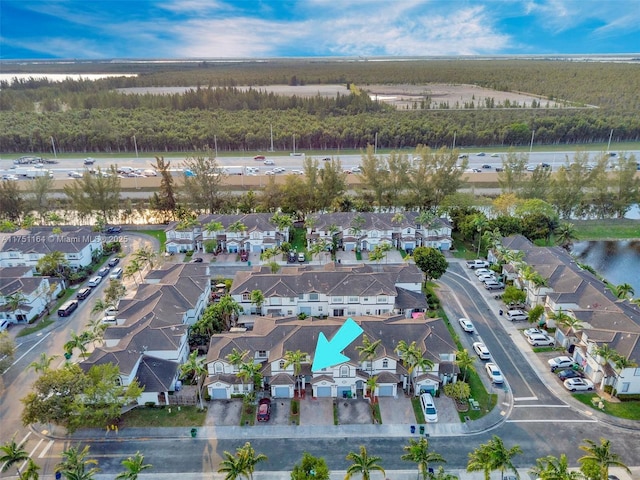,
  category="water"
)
[571,240,640,294]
